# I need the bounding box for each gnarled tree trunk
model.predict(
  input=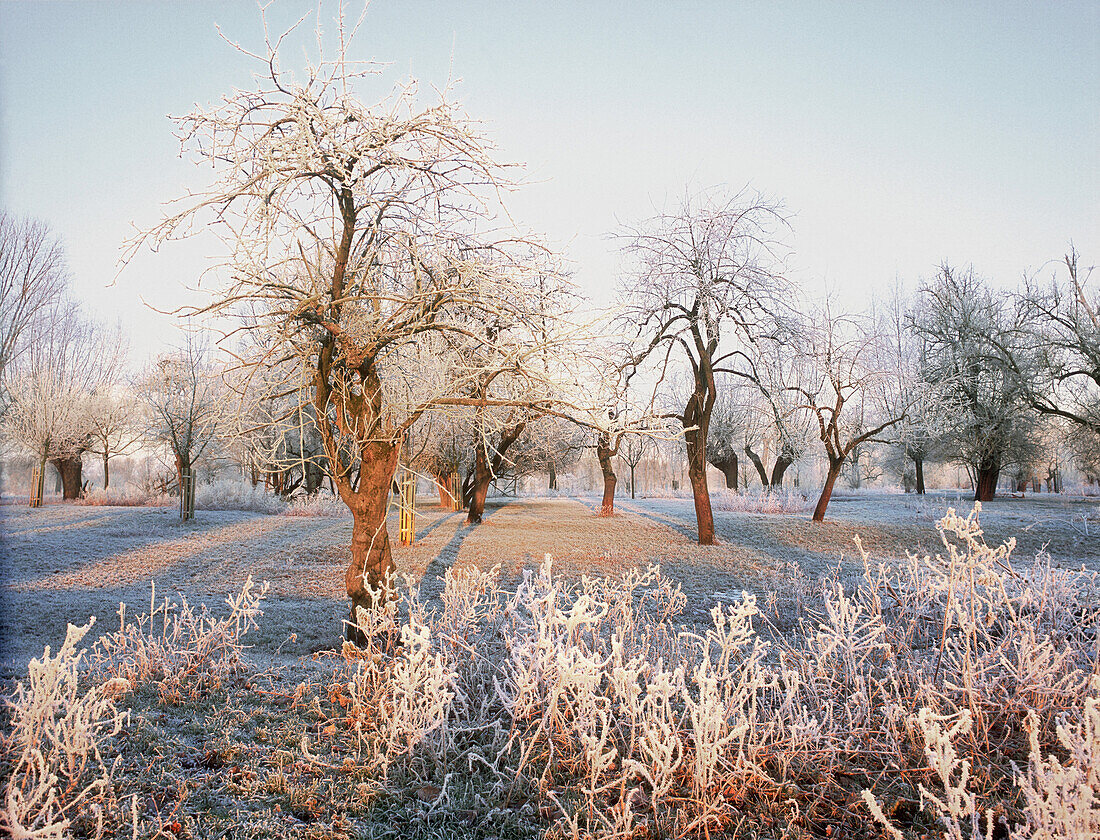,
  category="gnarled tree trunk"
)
[914,456,926,495]
[975,457,1000,502]
[50,455,84,500]
[343,440,401,641]
[711,455,739,490]
[770,454,793,488]
[597,433,617,516]
[812,458,843,522]
[466,422,525,526]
